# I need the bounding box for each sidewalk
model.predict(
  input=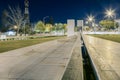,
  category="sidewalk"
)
[62,33,83,80]
[83,35,120,80]
[0,36,77,80]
